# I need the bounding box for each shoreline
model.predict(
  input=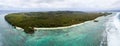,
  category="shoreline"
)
[15,21,88,30]
[4,12,112,31]
[15,15,107,30]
